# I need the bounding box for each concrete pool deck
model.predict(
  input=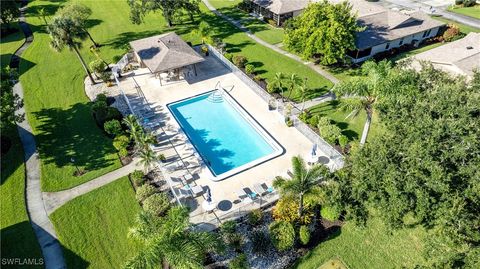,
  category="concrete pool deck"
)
[116,53,331,227]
